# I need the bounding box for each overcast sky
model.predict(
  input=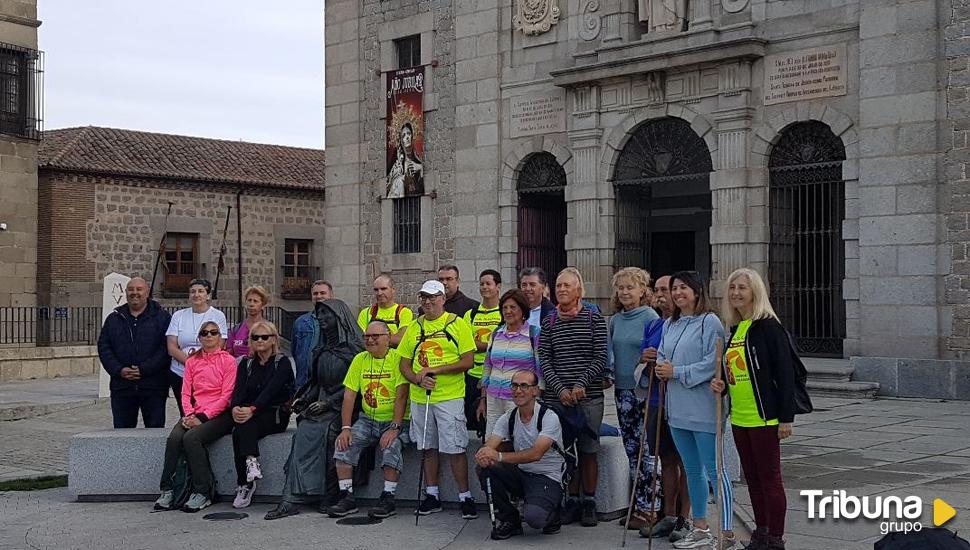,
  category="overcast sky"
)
[38,0,325,149]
